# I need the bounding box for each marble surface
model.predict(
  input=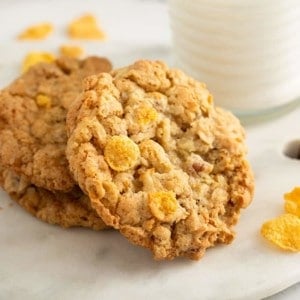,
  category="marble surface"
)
[266,283,300,300]
[0,0,299,299]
